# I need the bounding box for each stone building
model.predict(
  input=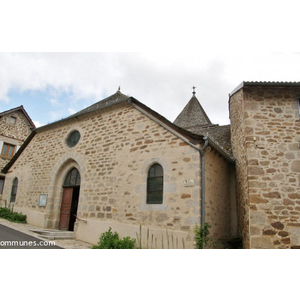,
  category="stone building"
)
[0,106,35,198]
[5,81,299,249]
[1,90,237,248]
[229,82,300,249]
